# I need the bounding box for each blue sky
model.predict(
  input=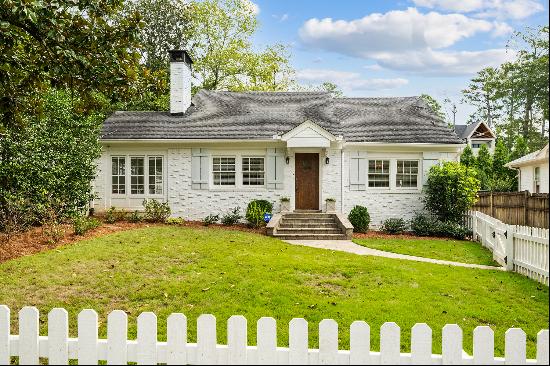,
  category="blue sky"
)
[248,0,549,124]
